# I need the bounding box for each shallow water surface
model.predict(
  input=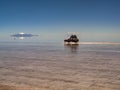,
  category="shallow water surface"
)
[0,42,120,90]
